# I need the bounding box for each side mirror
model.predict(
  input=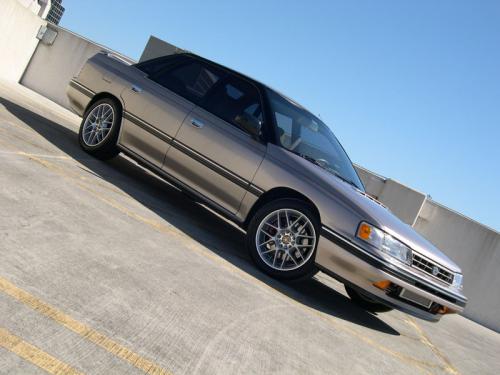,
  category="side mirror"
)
[235,113,262,139]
